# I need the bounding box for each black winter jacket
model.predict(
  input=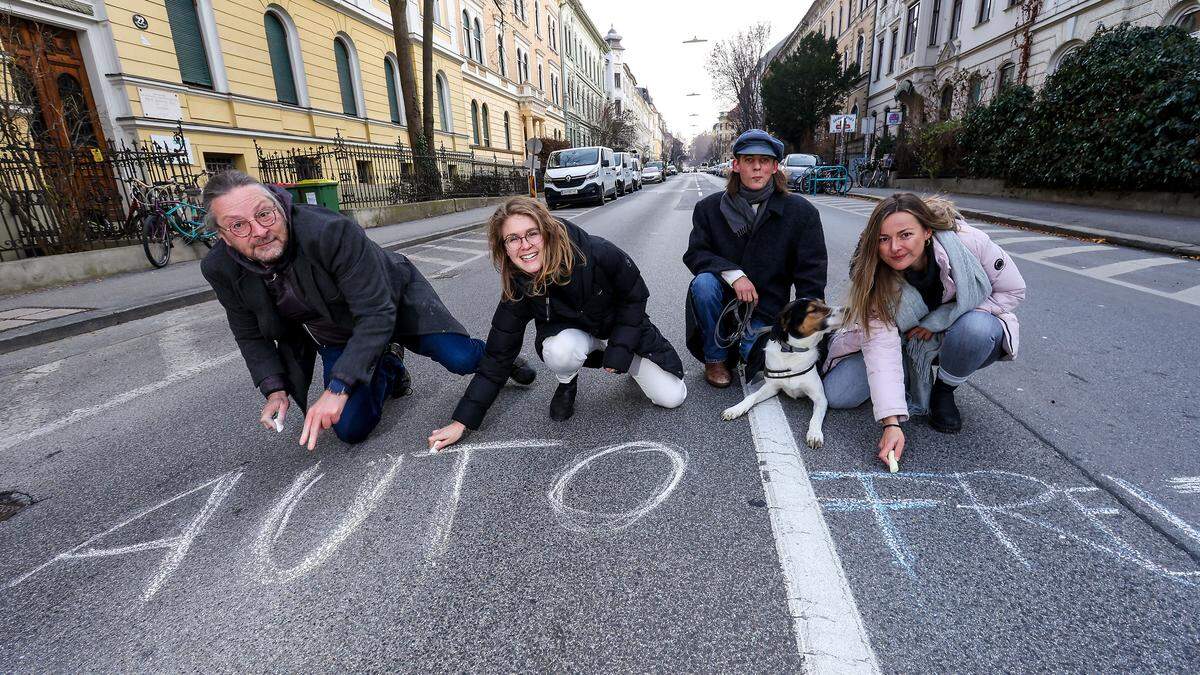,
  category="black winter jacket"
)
[452,220,684,429]
[682,189,828,371]
[202,203,466,411]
